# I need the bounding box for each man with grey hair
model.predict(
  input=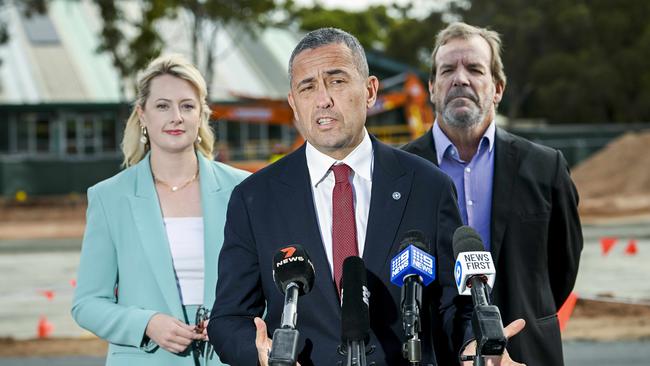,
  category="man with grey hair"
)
[209,27,526,366]
[403,22,583,366]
